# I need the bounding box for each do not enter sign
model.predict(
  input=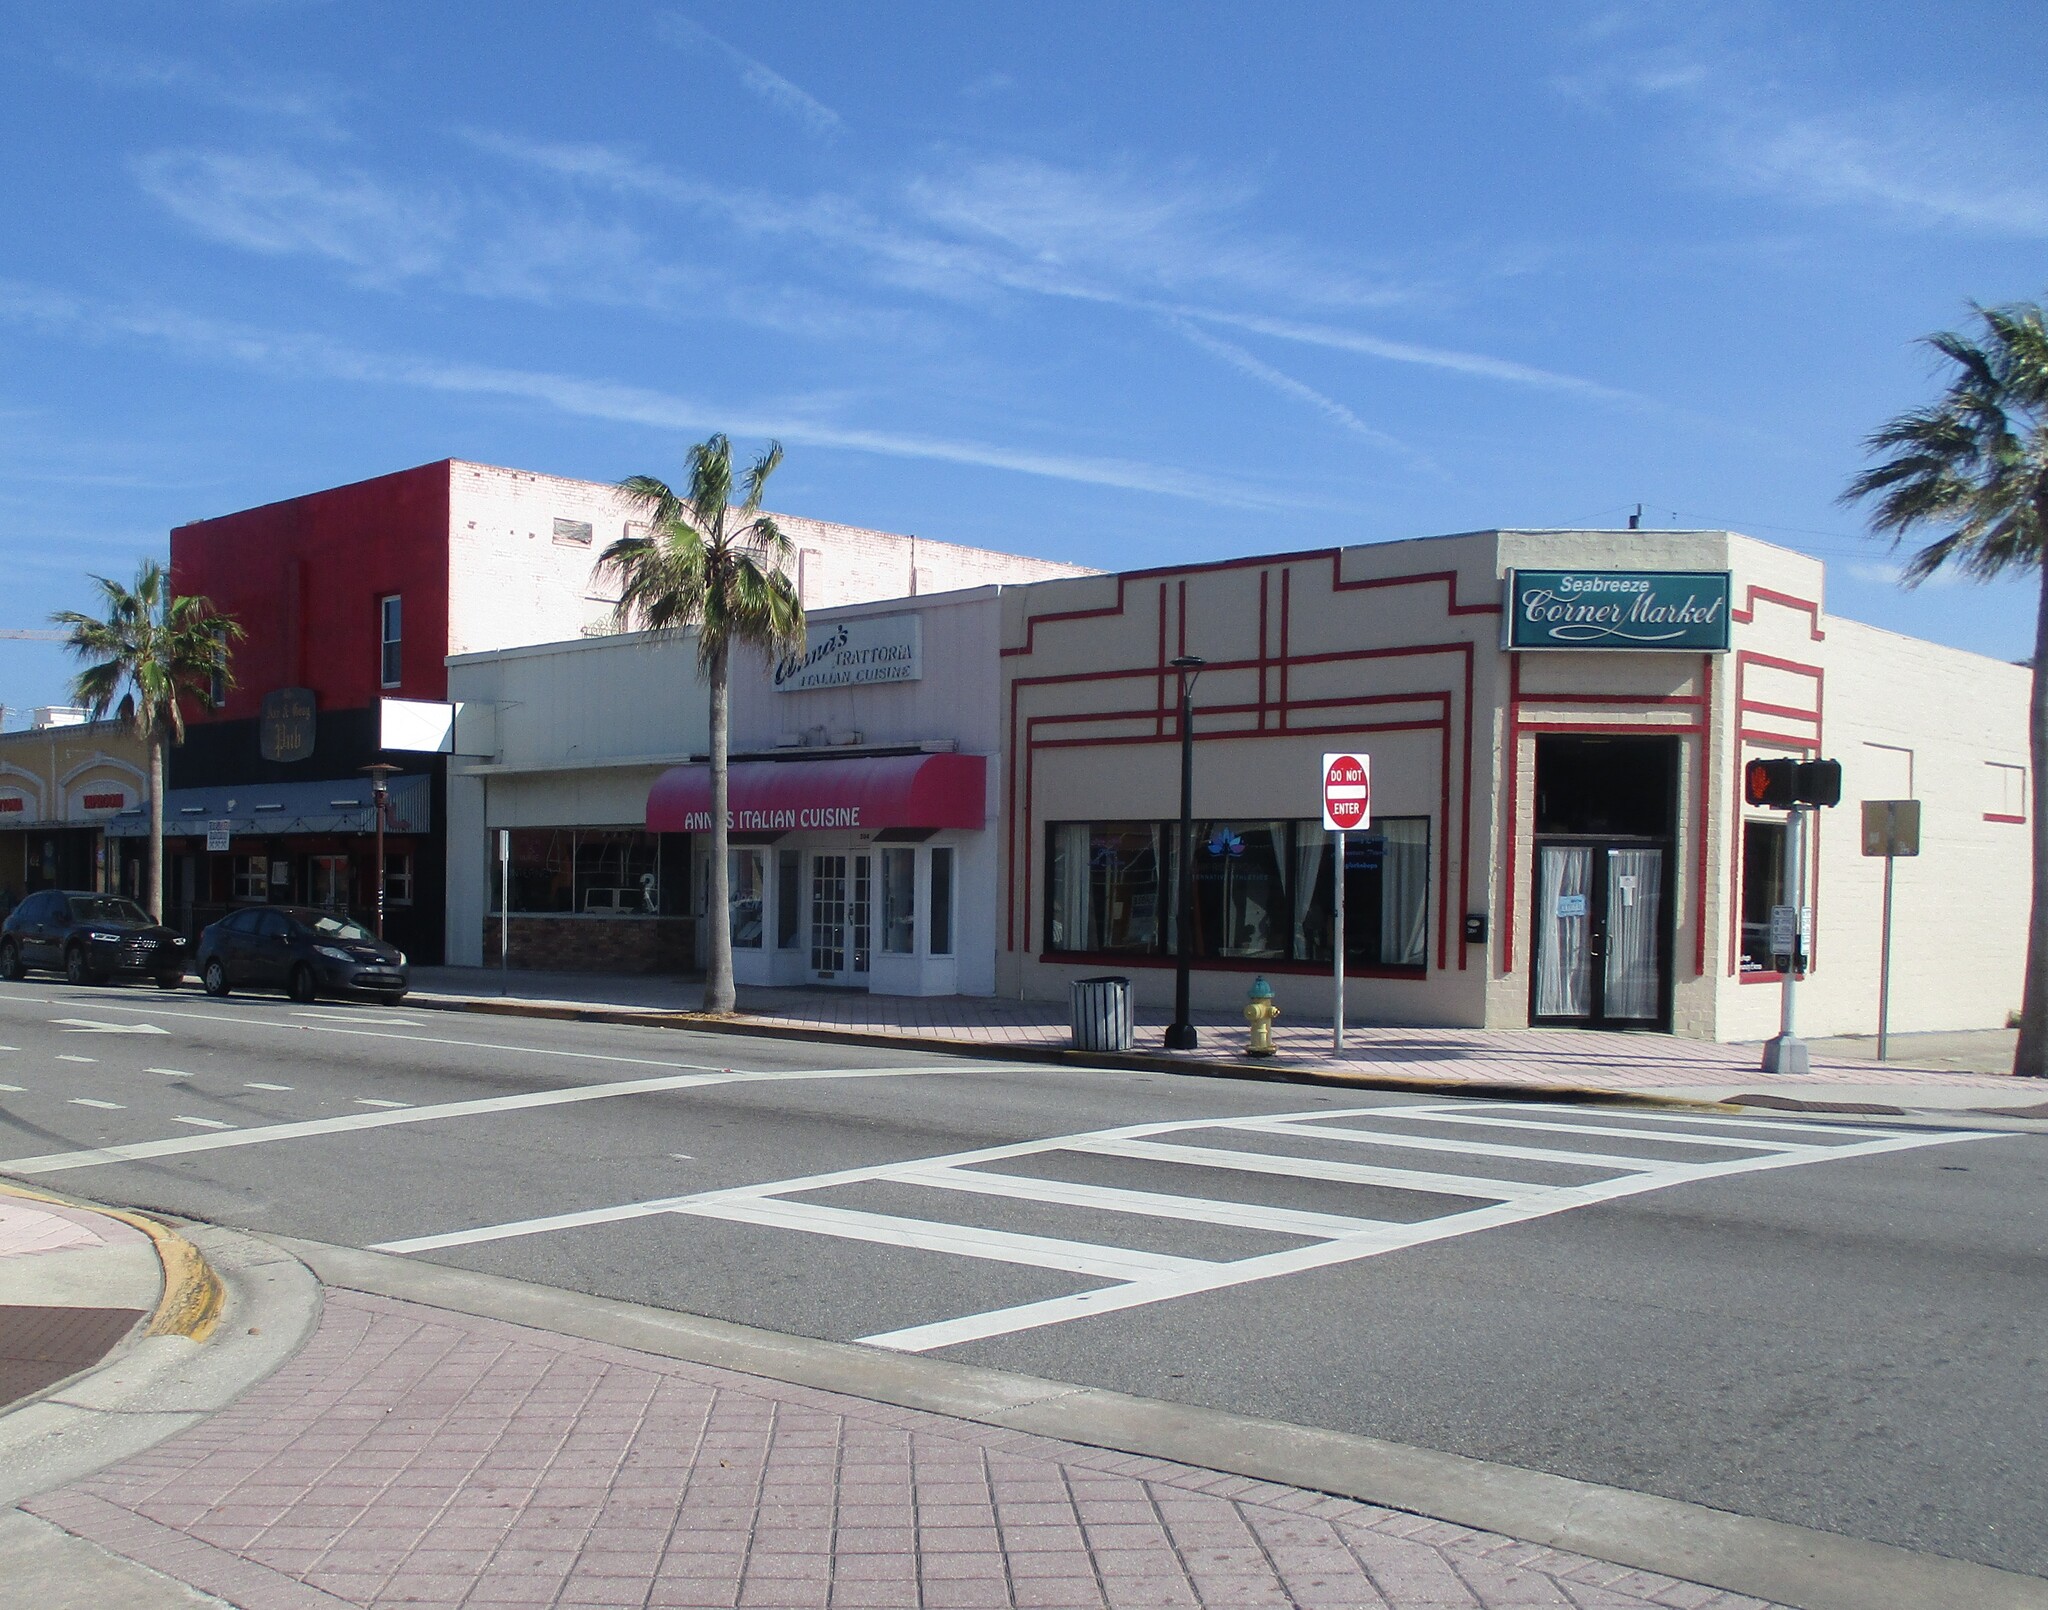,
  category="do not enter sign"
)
[1321,753,1371,832]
